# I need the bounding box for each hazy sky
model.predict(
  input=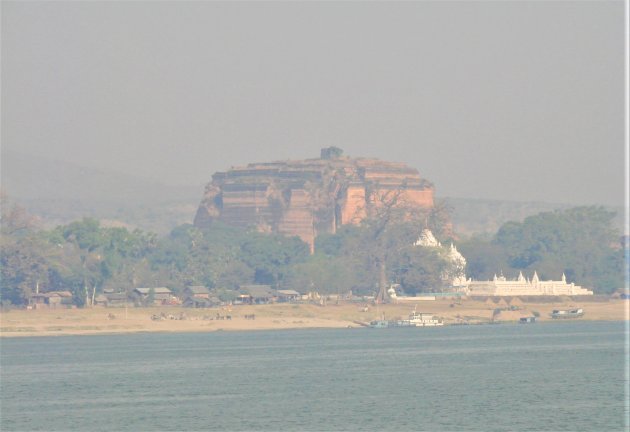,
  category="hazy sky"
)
[2,1,626,206]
